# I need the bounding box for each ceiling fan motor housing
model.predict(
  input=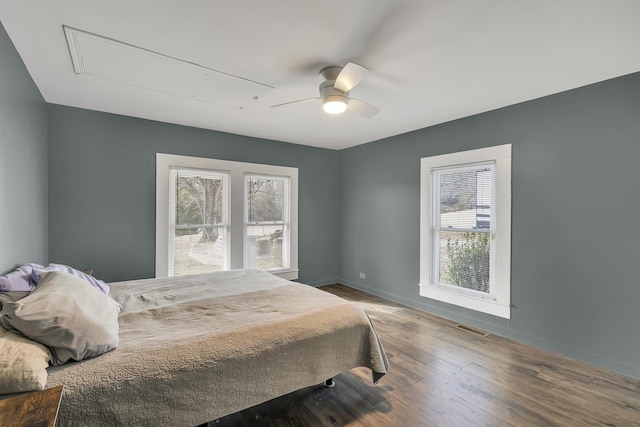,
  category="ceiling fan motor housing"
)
[319,66,343,81]
[319,80,348,103]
